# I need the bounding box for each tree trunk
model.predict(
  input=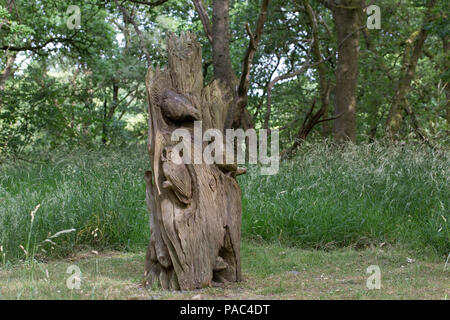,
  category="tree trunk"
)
[385,30,428,138]
[330,0,362,143]
[0,1,19,108]
[143,33,243,290]
[385,0,437,139]
[211,0,235,93]
[210,0,239,130]
[193,0,270,130]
